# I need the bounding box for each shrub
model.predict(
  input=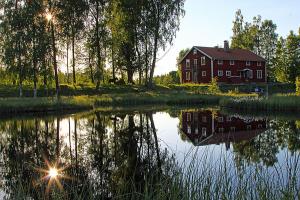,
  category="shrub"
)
[208,77,220,94]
